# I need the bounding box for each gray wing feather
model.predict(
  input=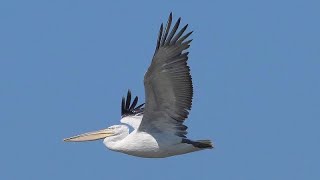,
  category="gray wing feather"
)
[138,13,193,137]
